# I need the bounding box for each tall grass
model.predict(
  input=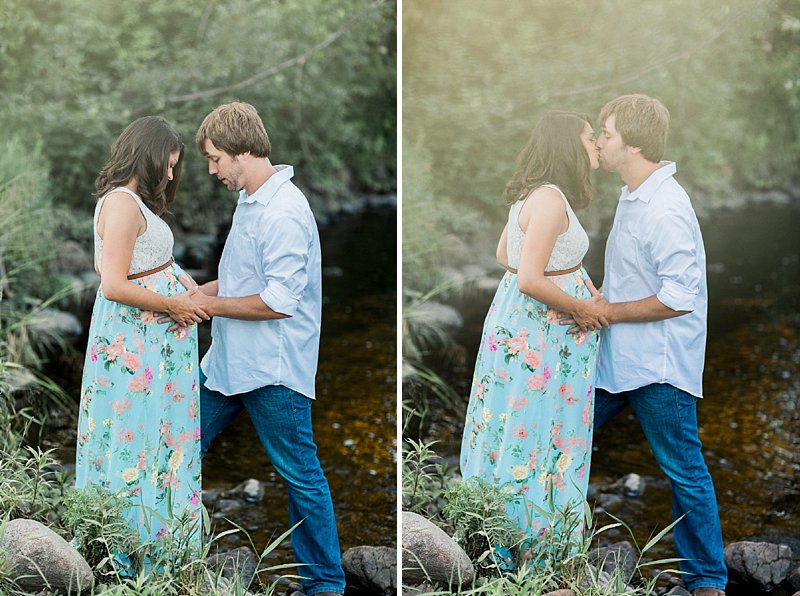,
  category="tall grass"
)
[0,430,301,595]
[0,136,77,428]
[402,439,685,595]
